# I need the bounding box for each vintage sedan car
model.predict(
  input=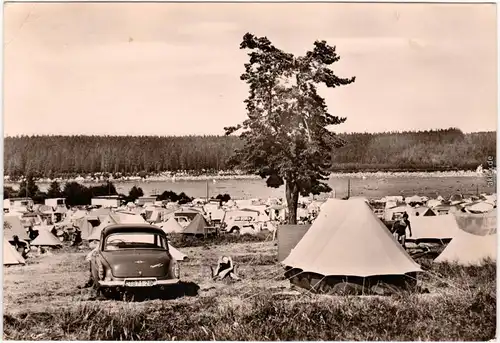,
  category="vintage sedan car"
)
[90,224,180,297]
